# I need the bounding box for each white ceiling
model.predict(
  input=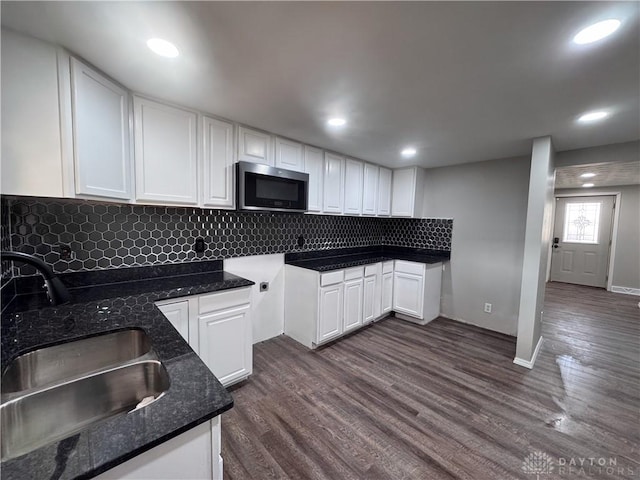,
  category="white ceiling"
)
[555,160,640,189]
[2,1,639,169]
